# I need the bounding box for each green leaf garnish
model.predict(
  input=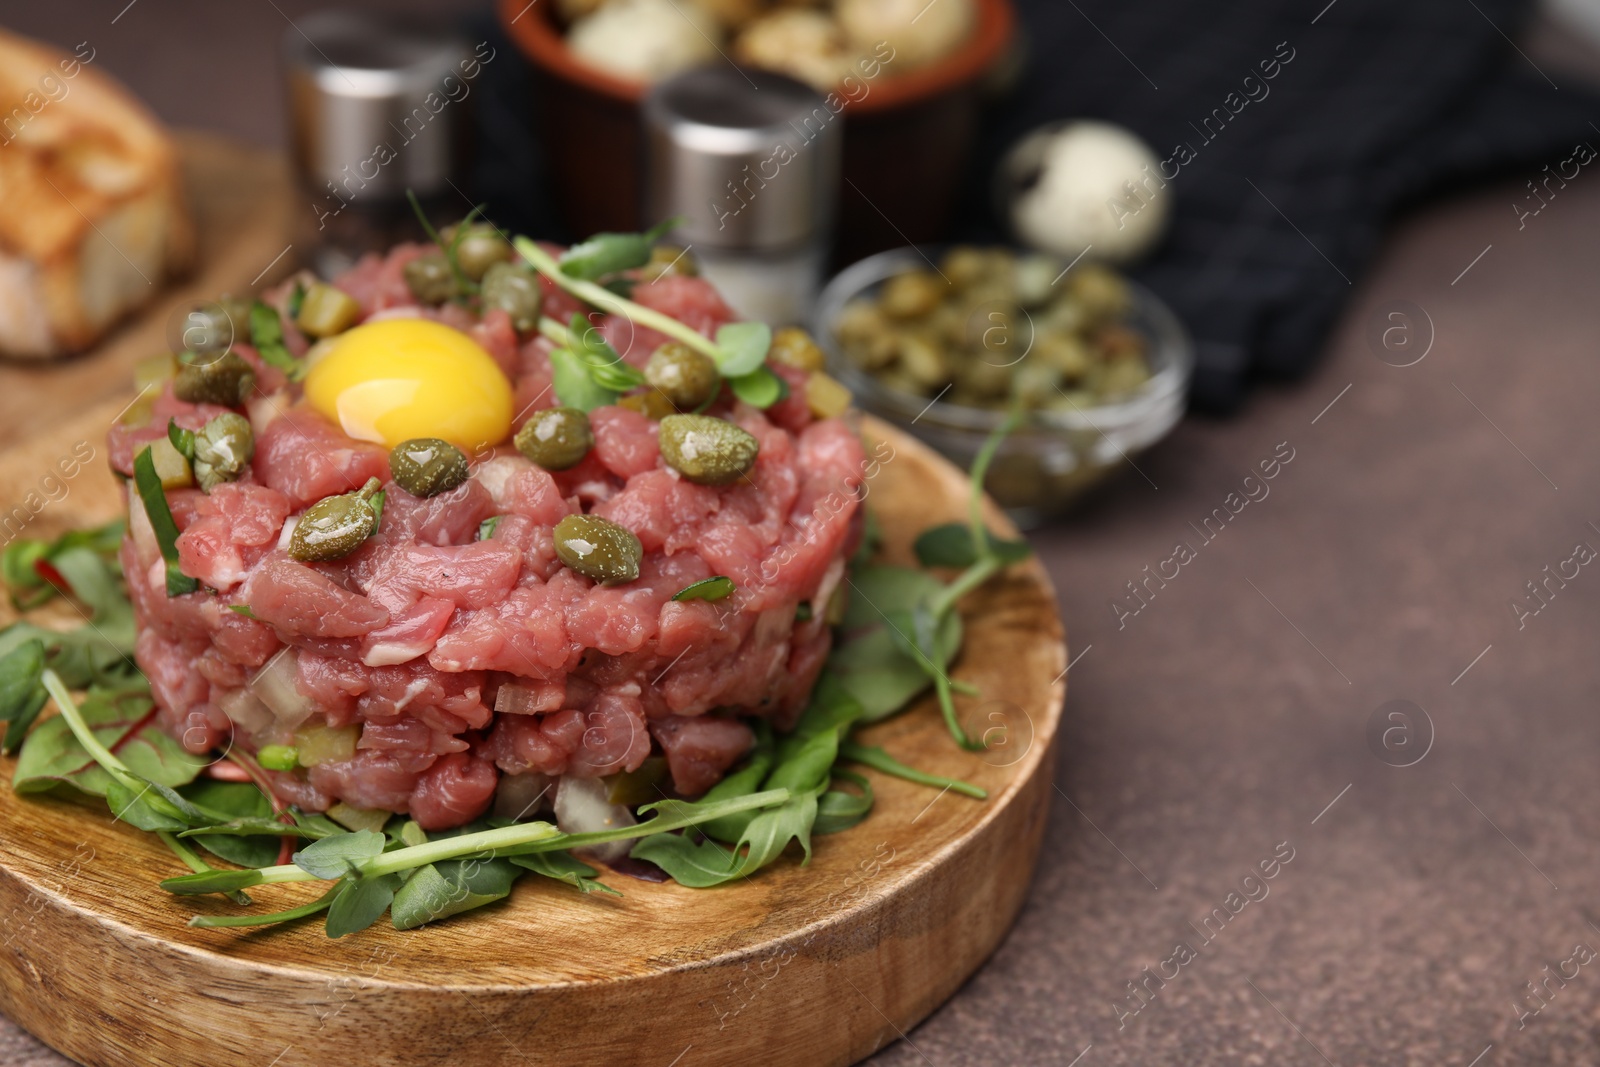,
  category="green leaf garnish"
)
[672,576,734,602]
[178,780,281,868]
[557,218,679,281]
[391,859,519,929]
[713,322,772,378]
[838,741,986,799]
[249,300,301,378]
[913,523,1031,569]
[228,604,256,618]
[827,565,960,721]
[189,885,339,928]
[477,515,504,541]
[568,312,646,392]
[813,770,874,835]
[293,829,387,879]
[0,639,48,754]
[326,872,401,938]
[509,851,619,896]
[14,686,204,798]
[166,418,195,461]
[728,366,787,409]
[132,445,198,597]
[549,346,619,412]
